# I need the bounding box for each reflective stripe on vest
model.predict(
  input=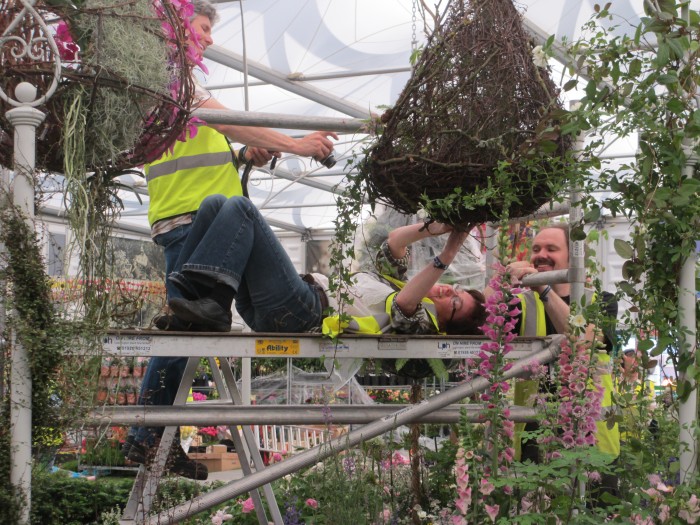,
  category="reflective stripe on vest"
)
[517,291,547,337]
[146,126,242,226]
[321,276,441,337]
